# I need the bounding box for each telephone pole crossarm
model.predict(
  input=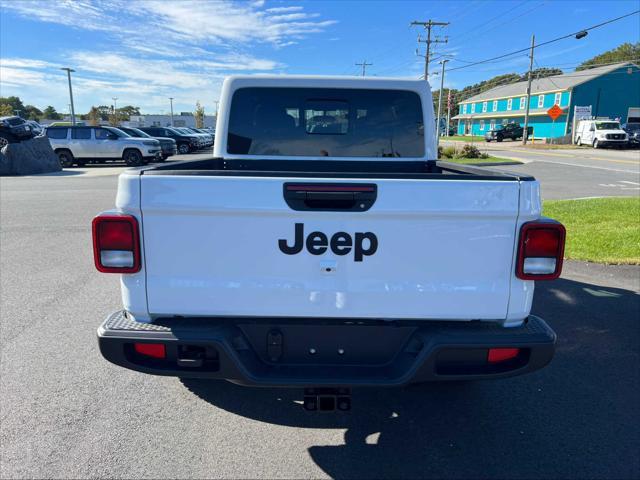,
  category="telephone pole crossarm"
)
[411,20,449,79]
